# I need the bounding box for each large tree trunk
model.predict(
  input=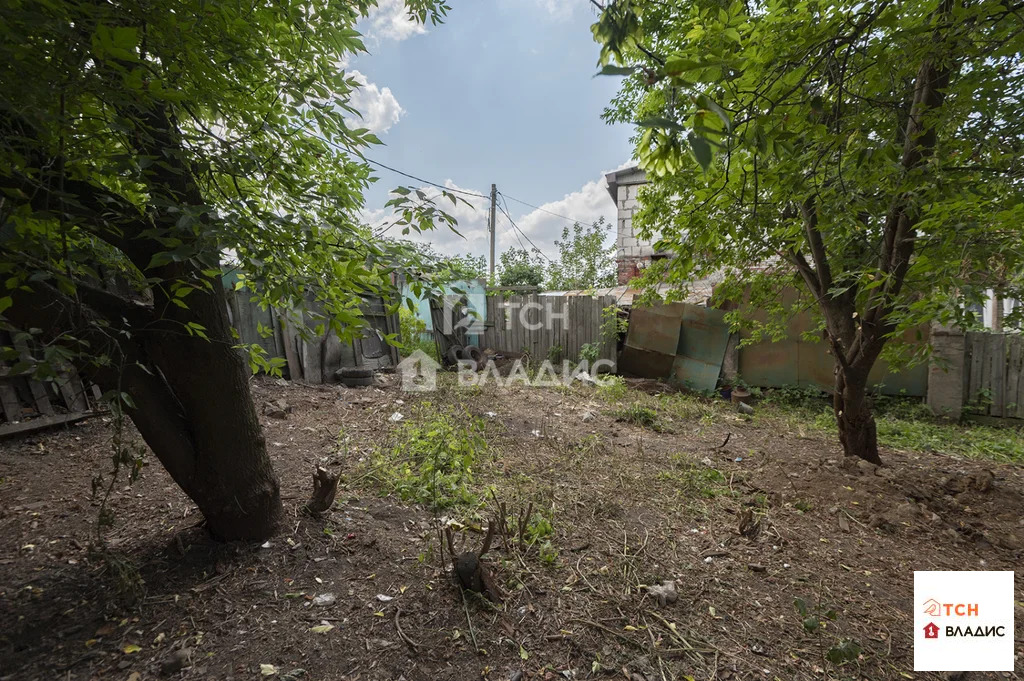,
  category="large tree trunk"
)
[5,277,284,541]
[140,280,284,540]
[833,364,882,465]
